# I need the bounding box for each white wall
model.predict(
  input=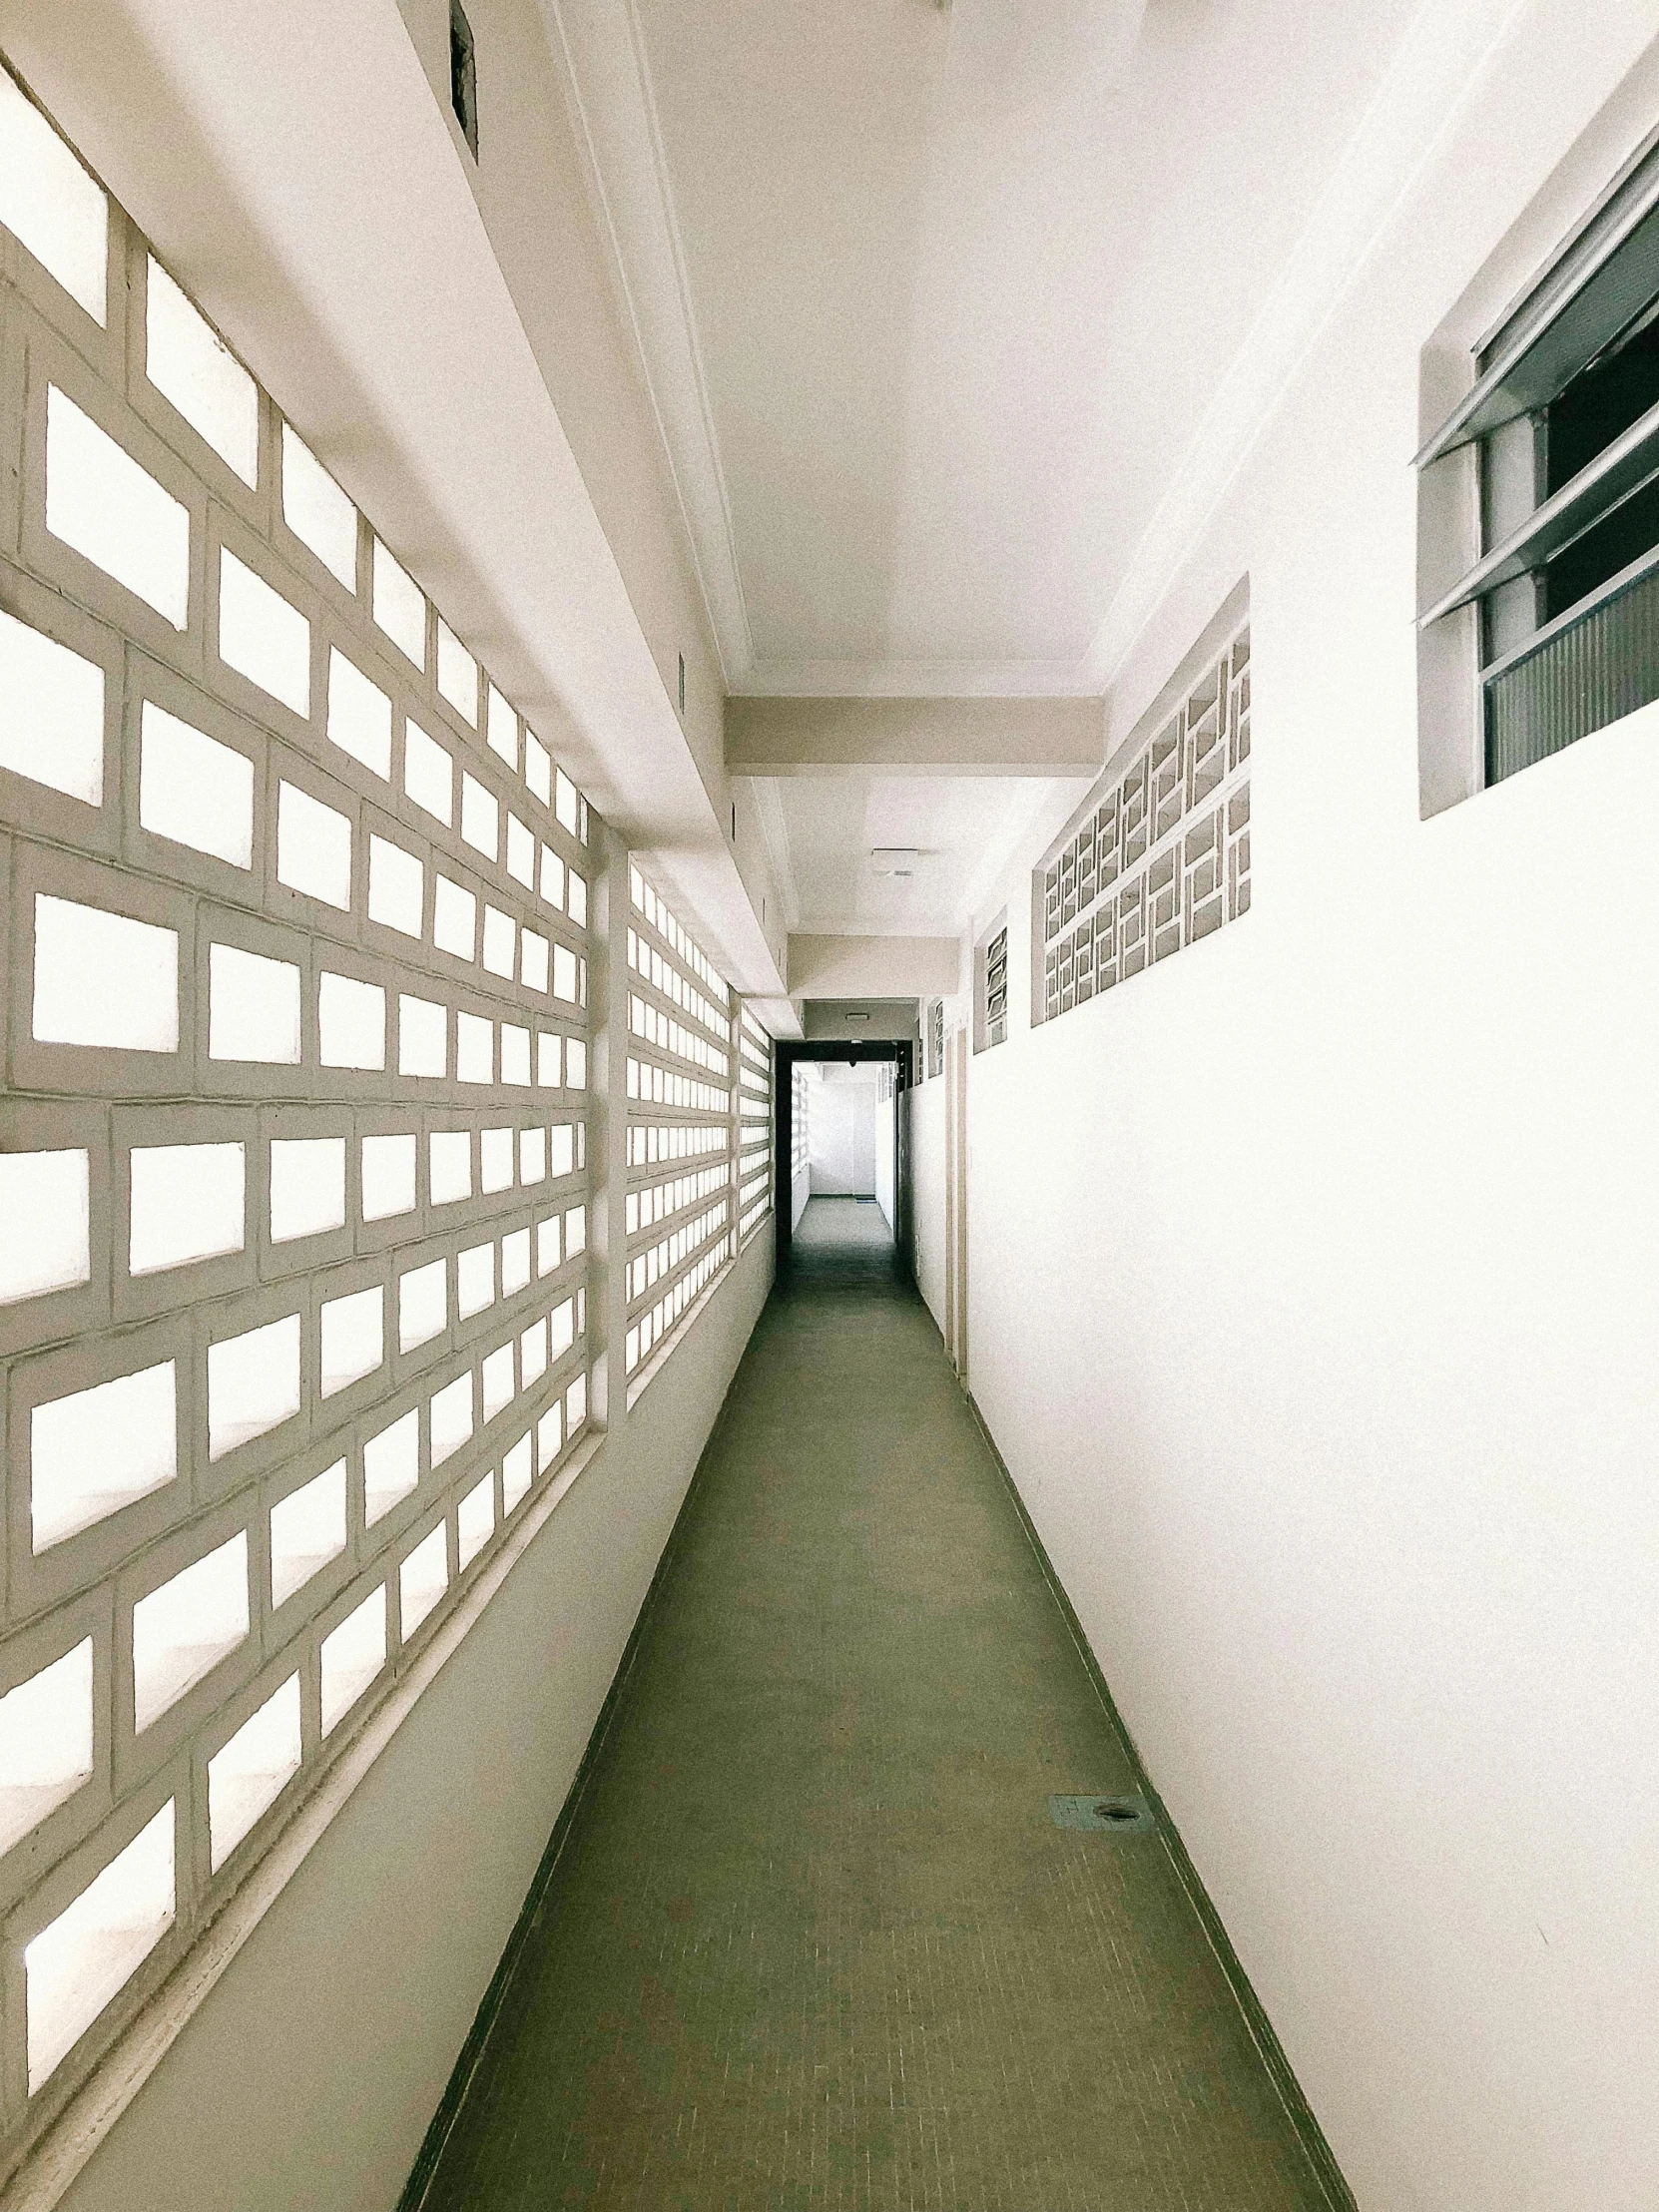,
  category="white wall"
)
[906,1077,948,1330]
[791,1164,812,1232]
[873,1083,895,1231]
[916,14,1659,2211]
[55,1236,773,2212]
[807,1069,879,1195]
